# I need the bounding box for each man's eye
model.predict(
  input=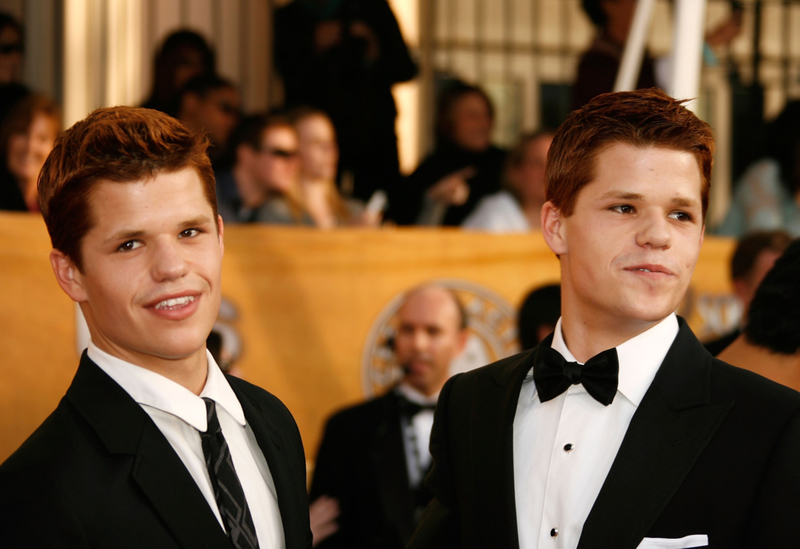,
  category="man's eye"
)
[117,240,141,252]
[668,211,693,222]
[180,228,201,238]
[610,204,634,214]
